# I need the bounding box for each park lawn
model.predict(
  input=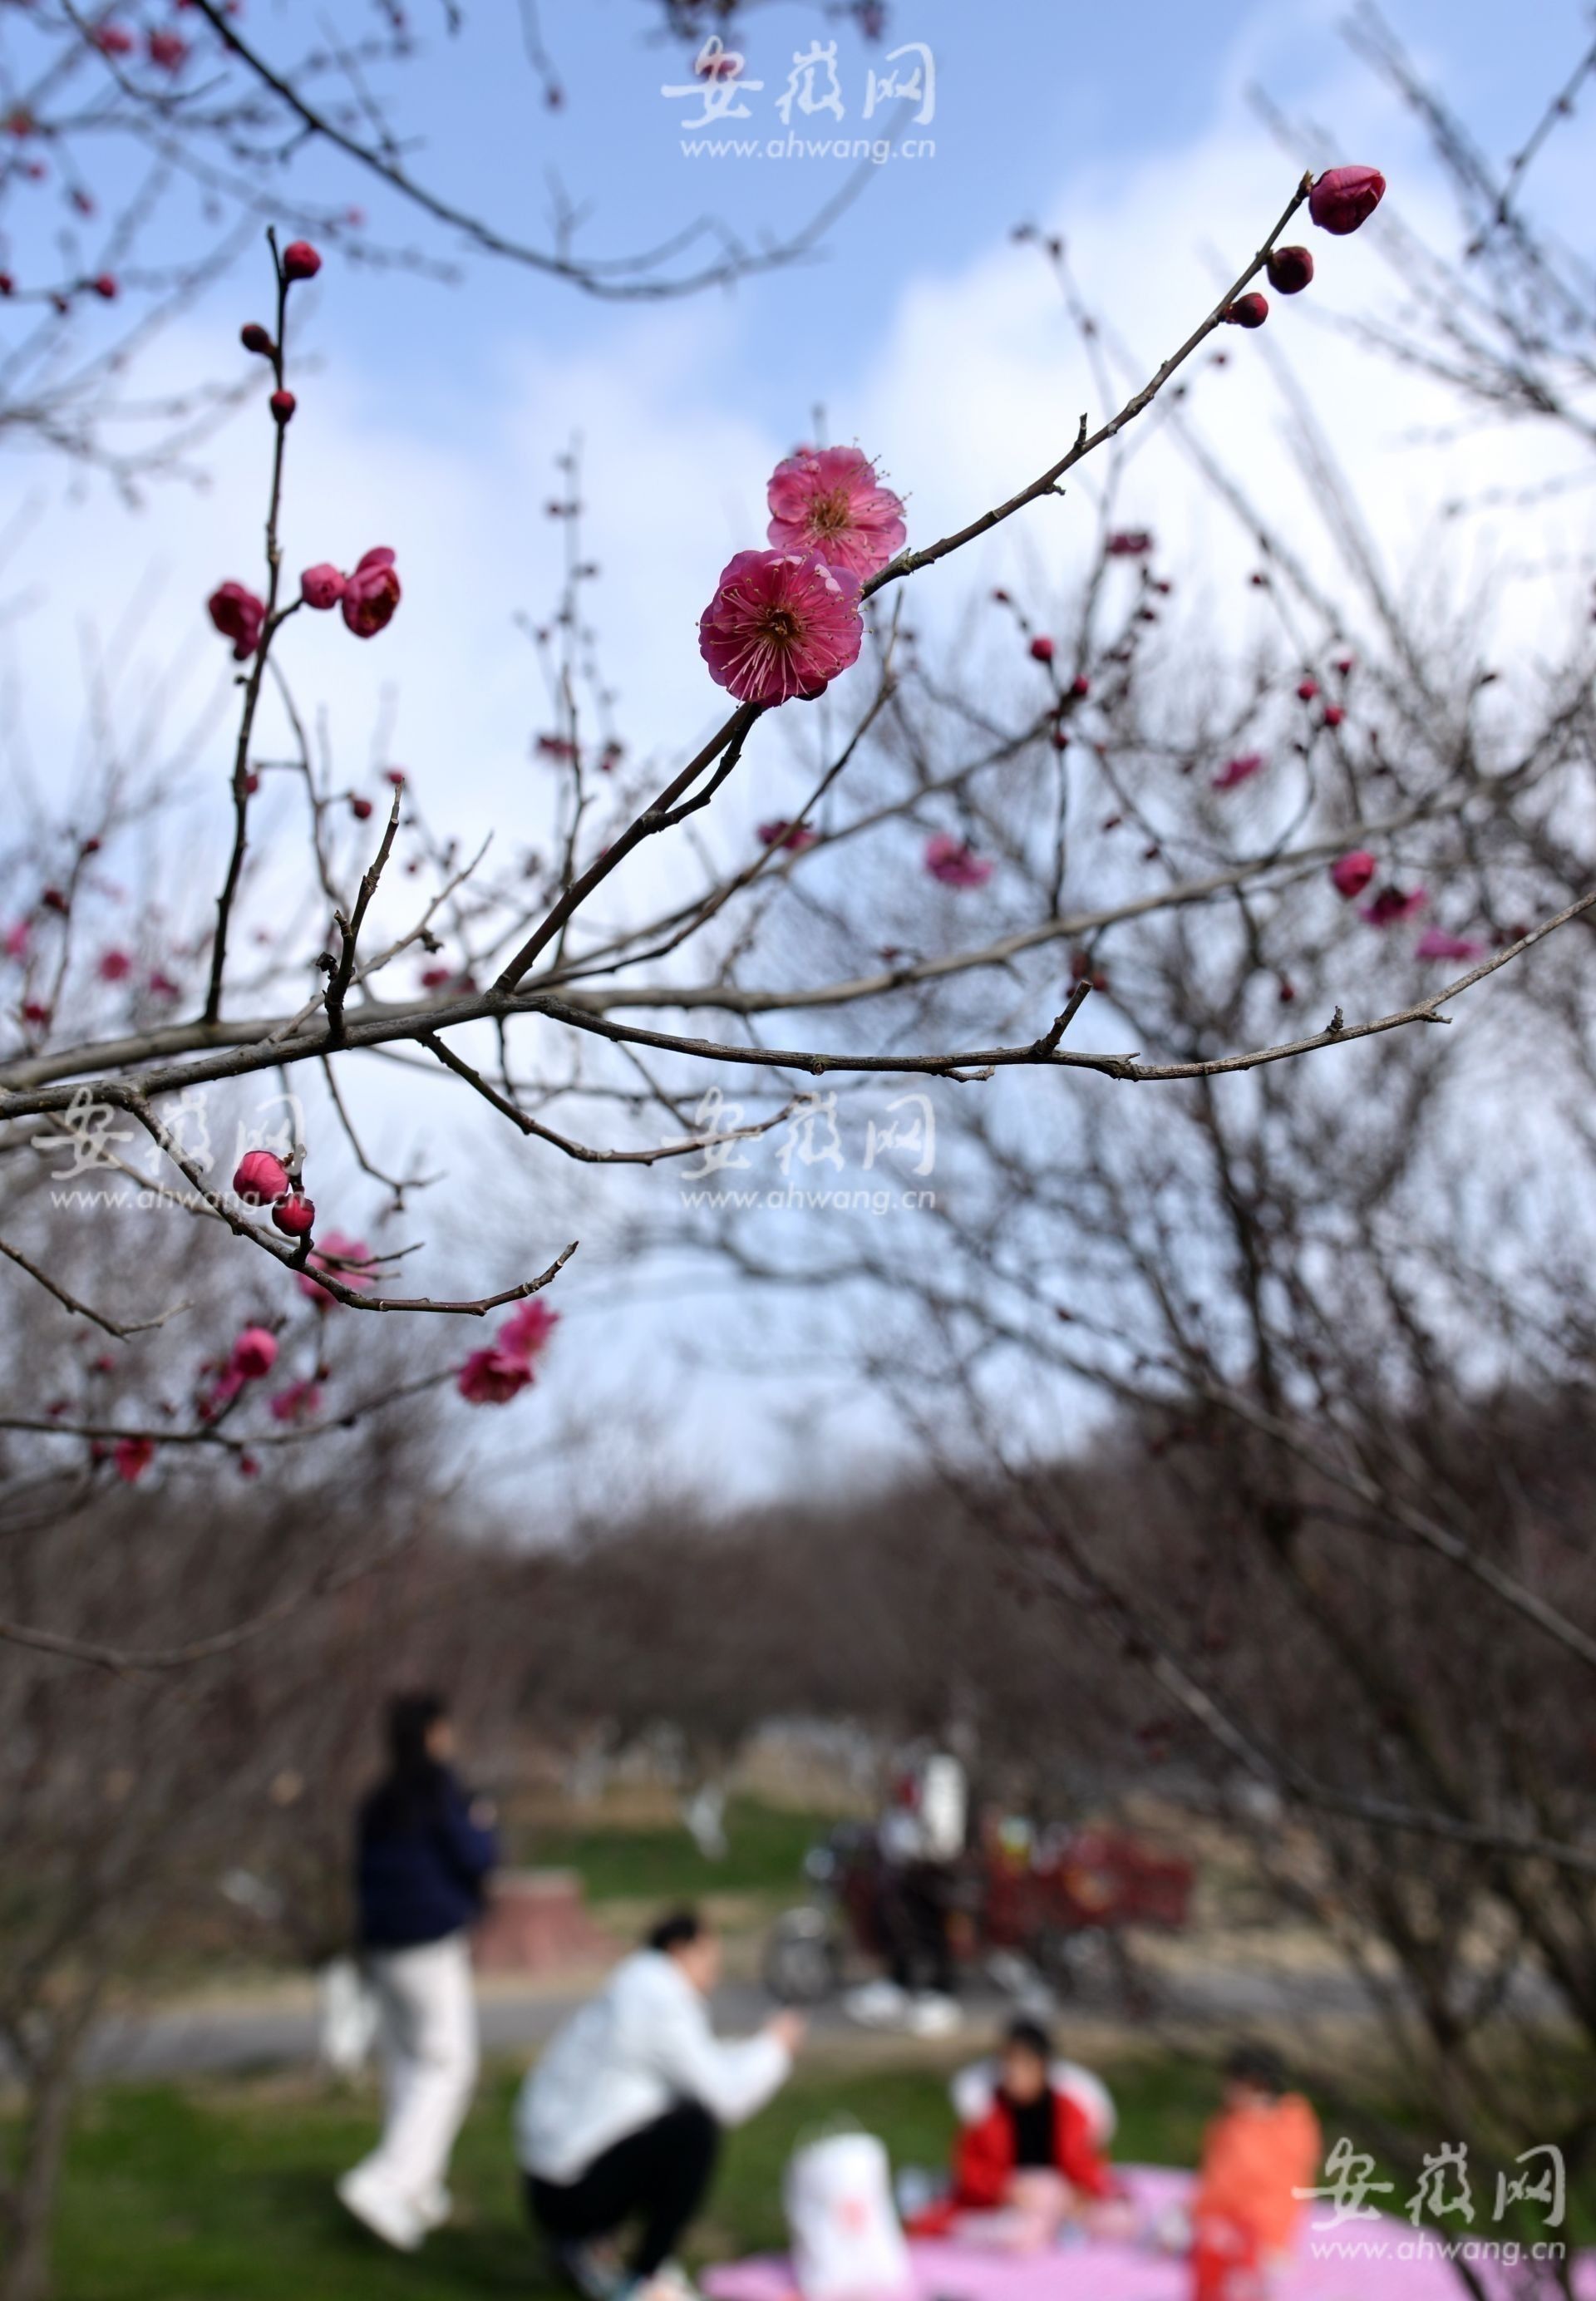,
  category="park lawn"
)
[516,1801,836,1908]
[51,2053,1220,2301]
